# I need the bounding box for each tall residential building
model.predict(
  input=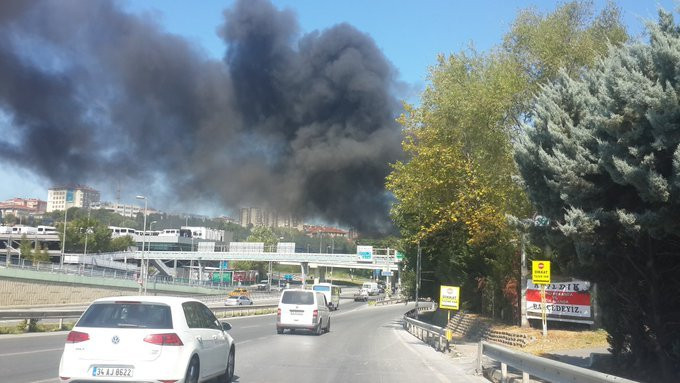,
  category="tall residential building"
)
[239,207,303,230]
[46,185,101,212]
